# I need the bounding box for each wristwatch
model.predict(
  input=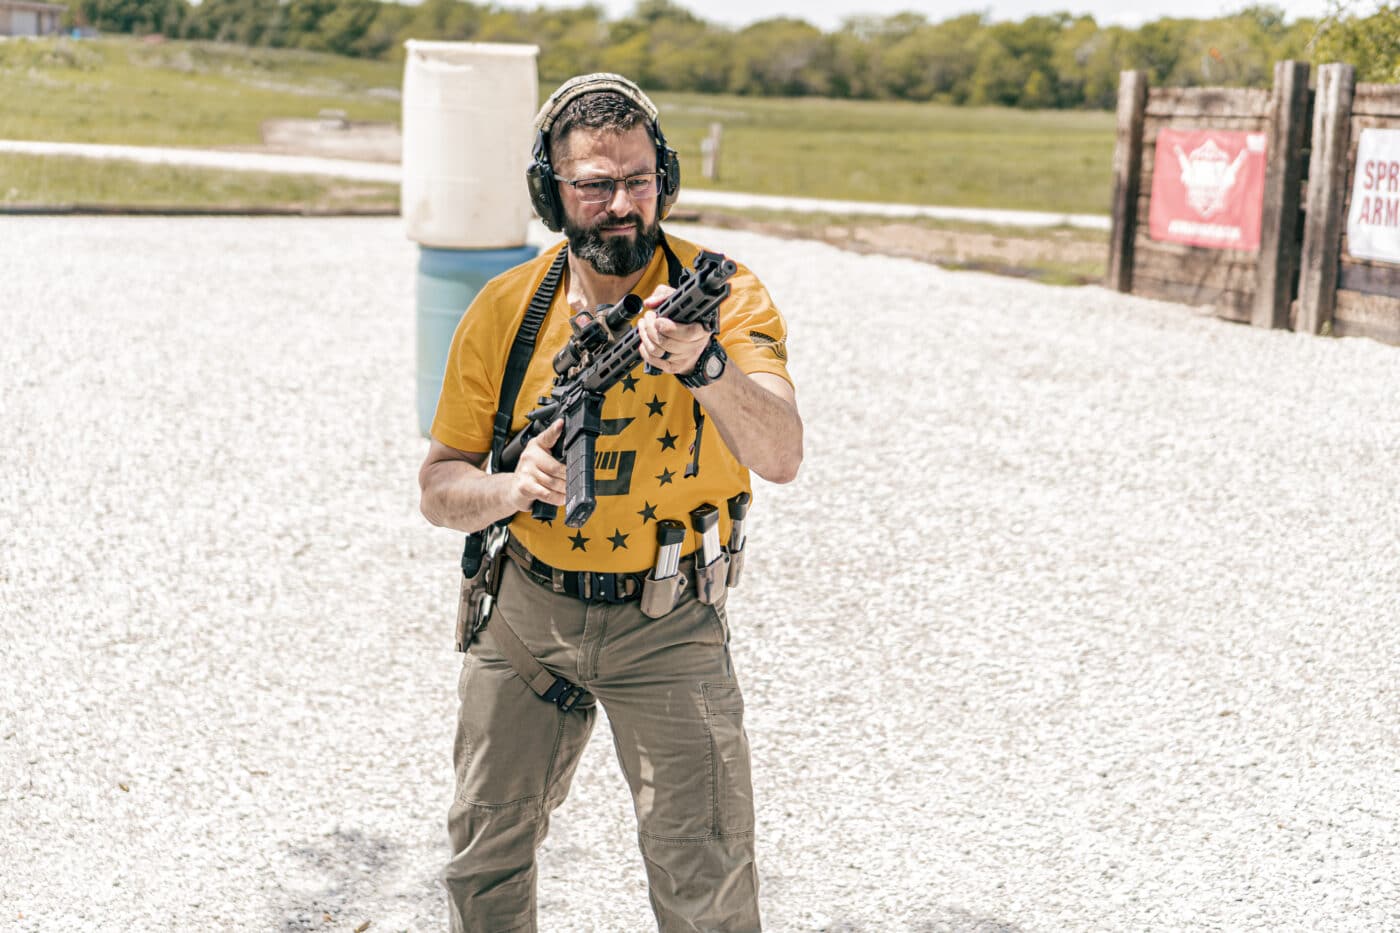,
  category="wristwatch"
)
[678,337,727,389]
